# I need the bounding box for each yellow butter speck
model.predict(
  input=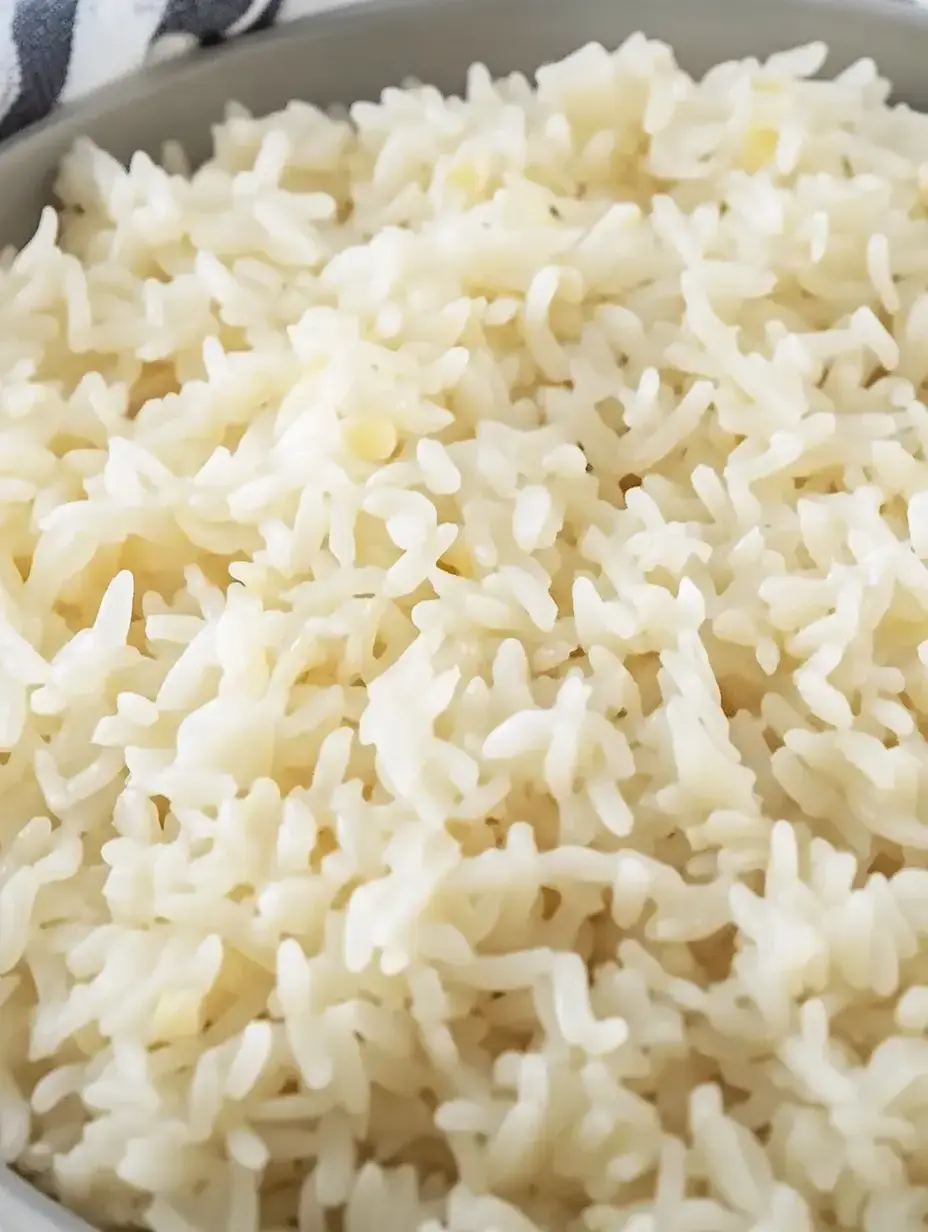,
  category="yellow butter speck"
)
[446,160,487,197]
[740,127,780,172]
[149,991,202,1042]
[344,418,398,463]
